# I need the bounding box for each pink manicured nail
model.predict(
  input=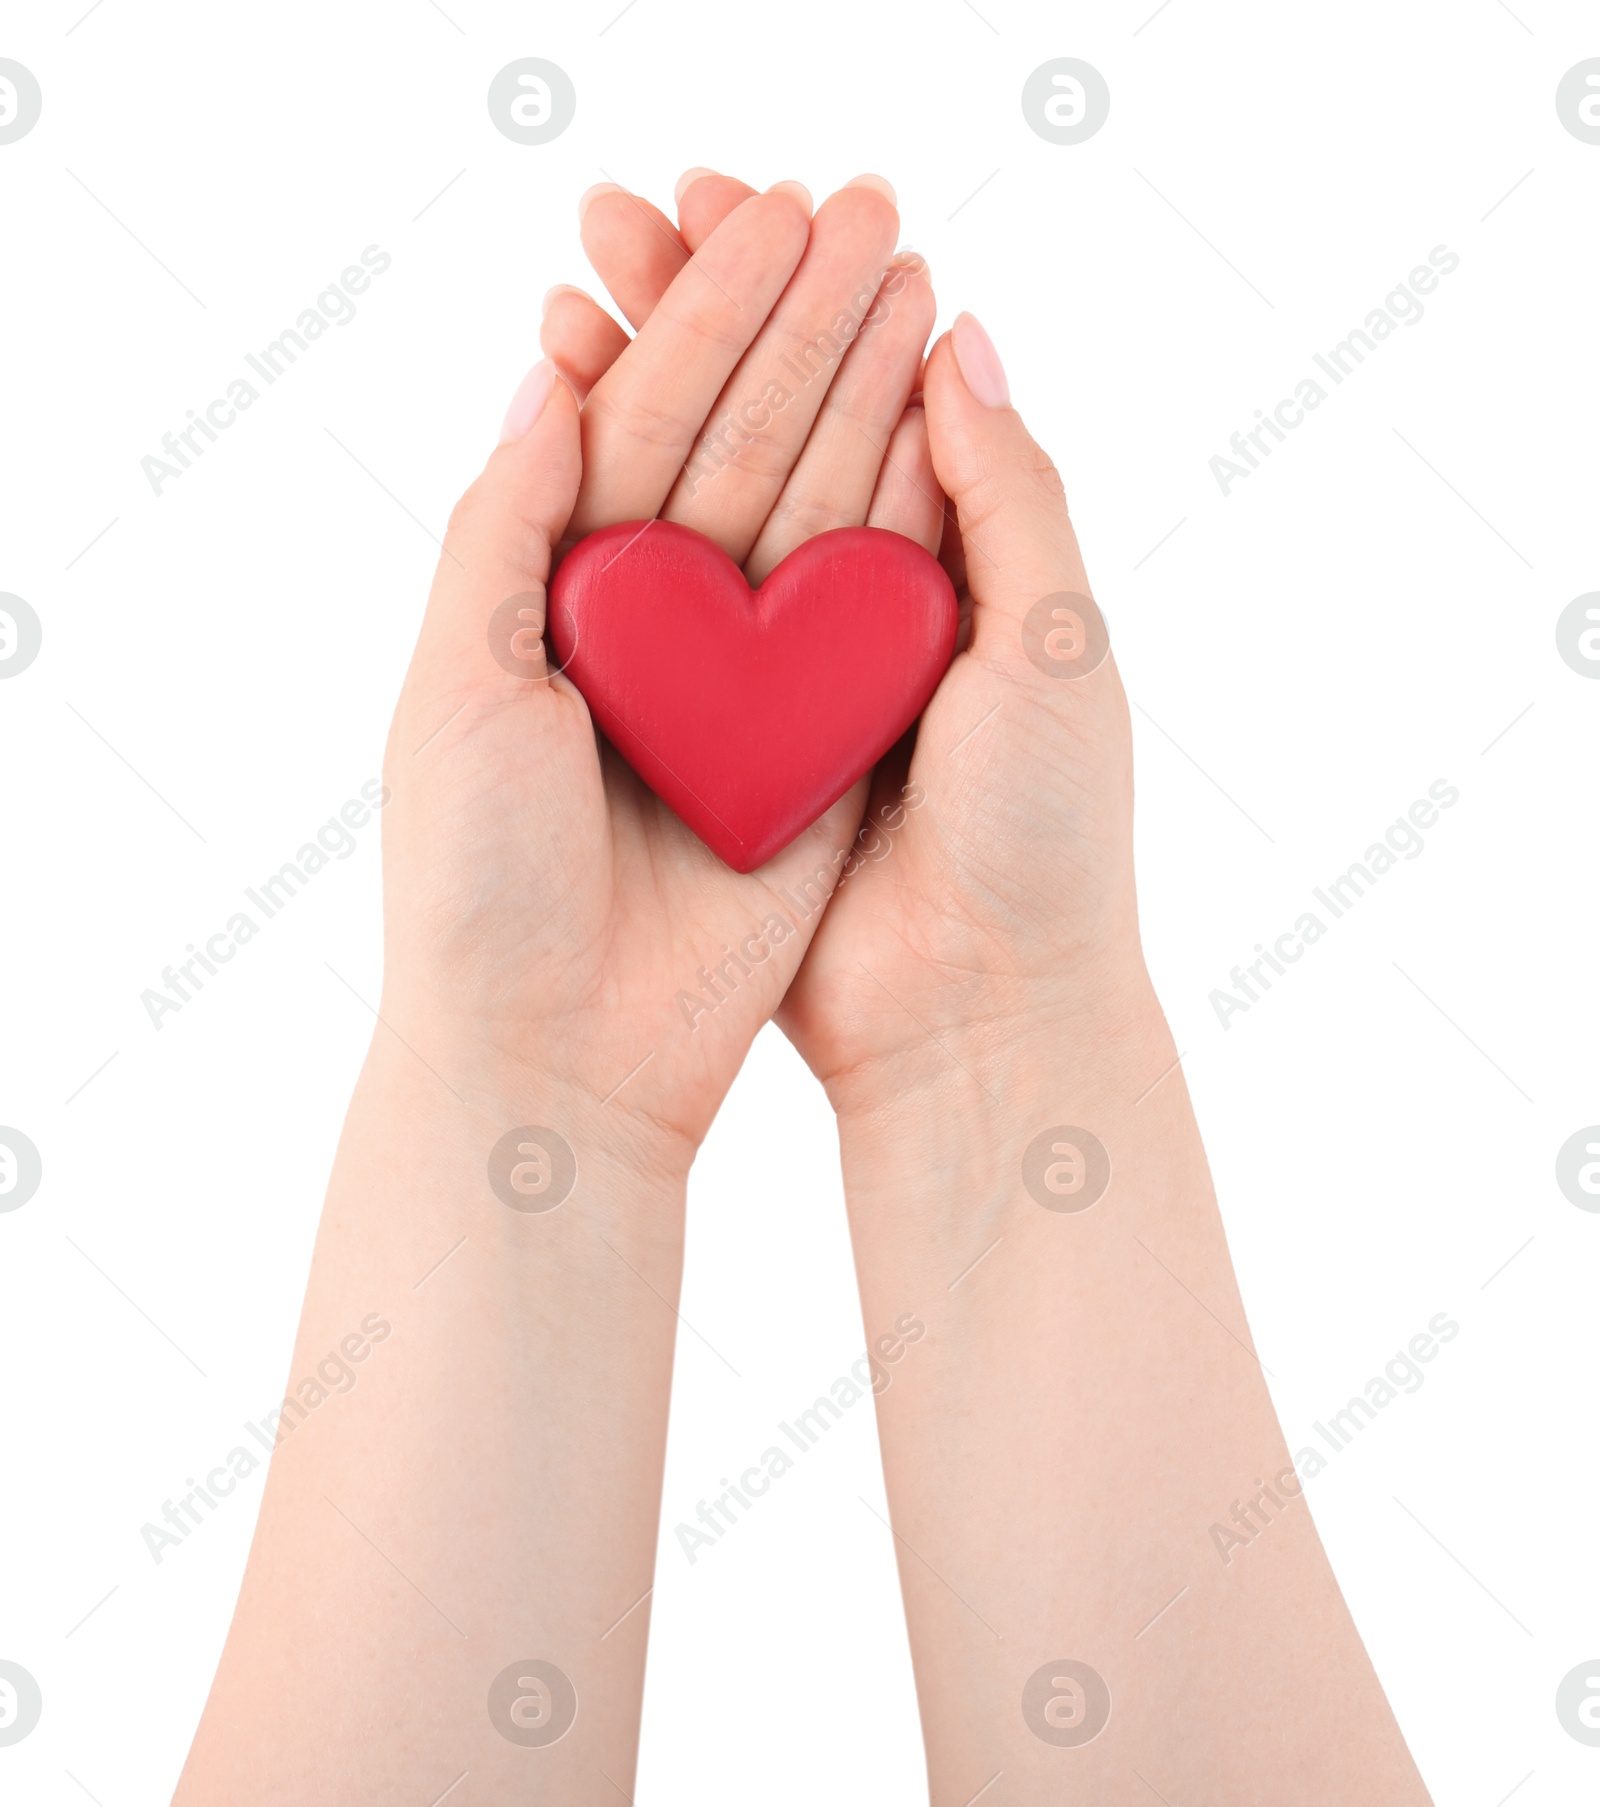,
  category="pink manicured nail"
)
[675,166,716,204]
[499,359,557,444]
[951,311,1010,409]
[578,181,623,224]
[845,173,897,205]
[765,179,813,213]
